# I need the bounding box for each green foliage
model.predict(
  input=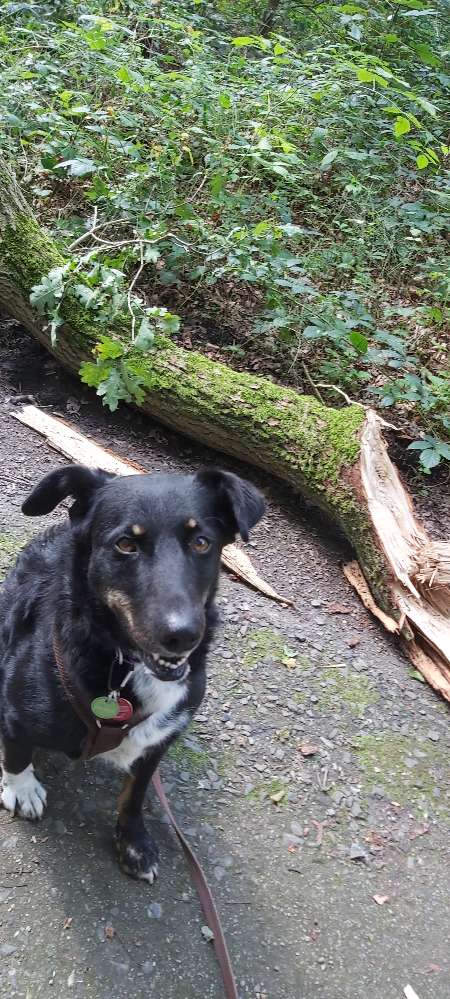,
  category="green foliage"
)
[0,0,449,466]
